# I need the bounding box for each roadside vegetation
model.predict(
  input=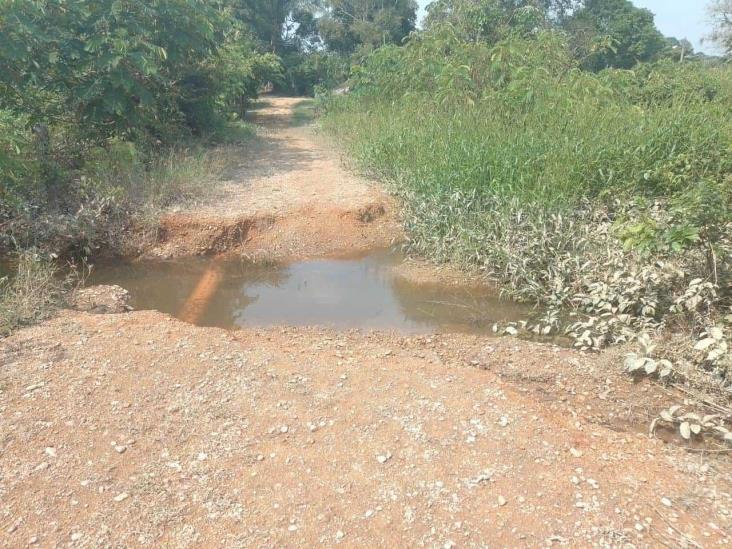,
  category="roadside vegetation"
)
[0,0,420,260]
[0,1,282,258]
[0,251,77,336]
[321,0,732,434]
